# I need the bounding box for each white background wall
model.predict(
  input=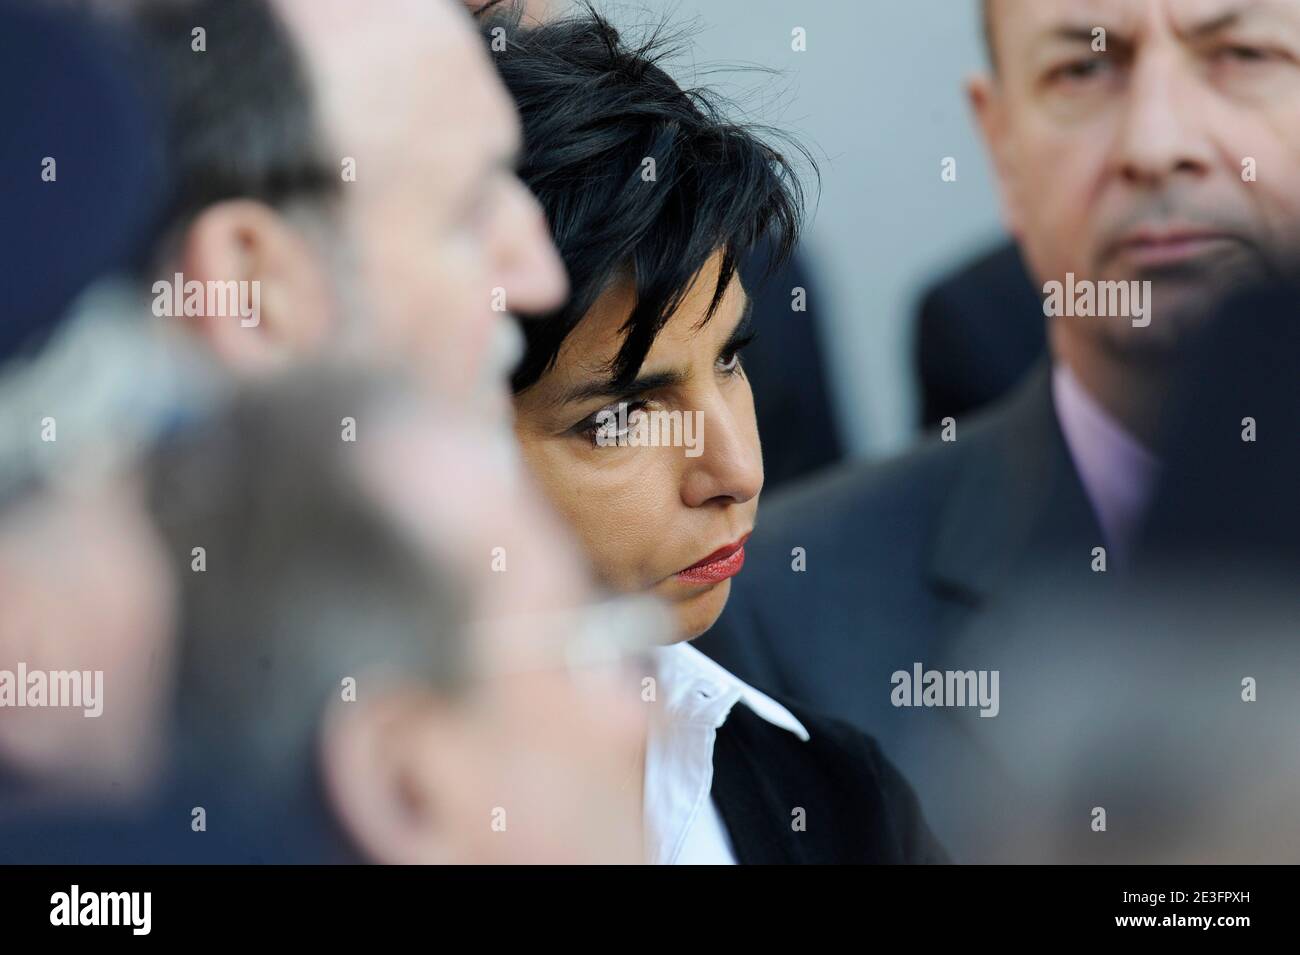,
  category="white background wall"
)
[590,0,1009,456]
